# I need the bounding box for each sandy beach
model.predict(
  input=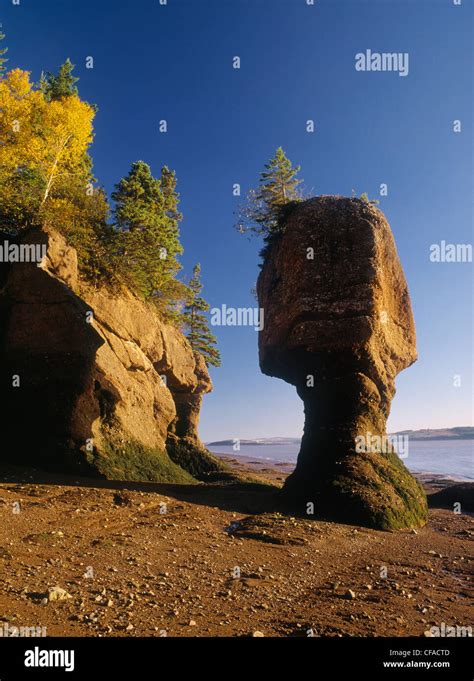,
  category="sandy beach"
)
[0,457,472,638]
